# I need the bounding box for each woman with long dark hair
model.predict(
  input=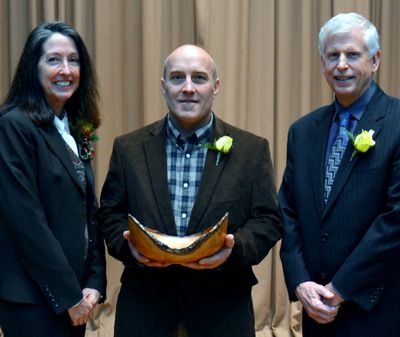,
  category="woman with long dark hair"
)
[0,21,106,337]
